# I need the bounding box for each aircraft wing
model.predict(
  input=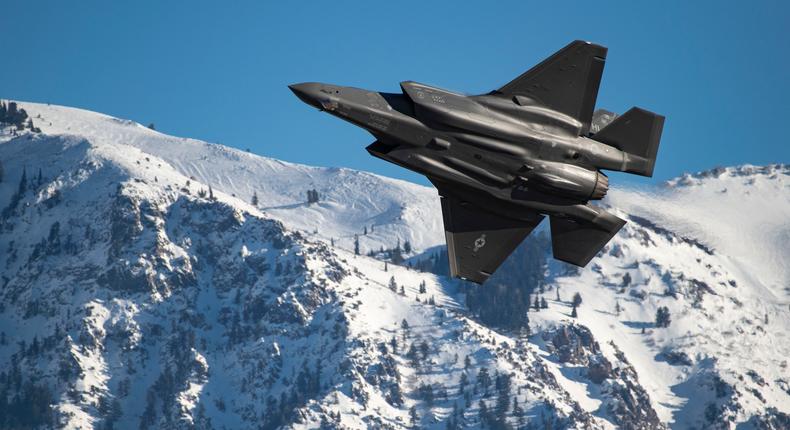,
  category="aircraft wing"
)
[549,212,626,266]
[438,191,544,284]
[496,40,607,135]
